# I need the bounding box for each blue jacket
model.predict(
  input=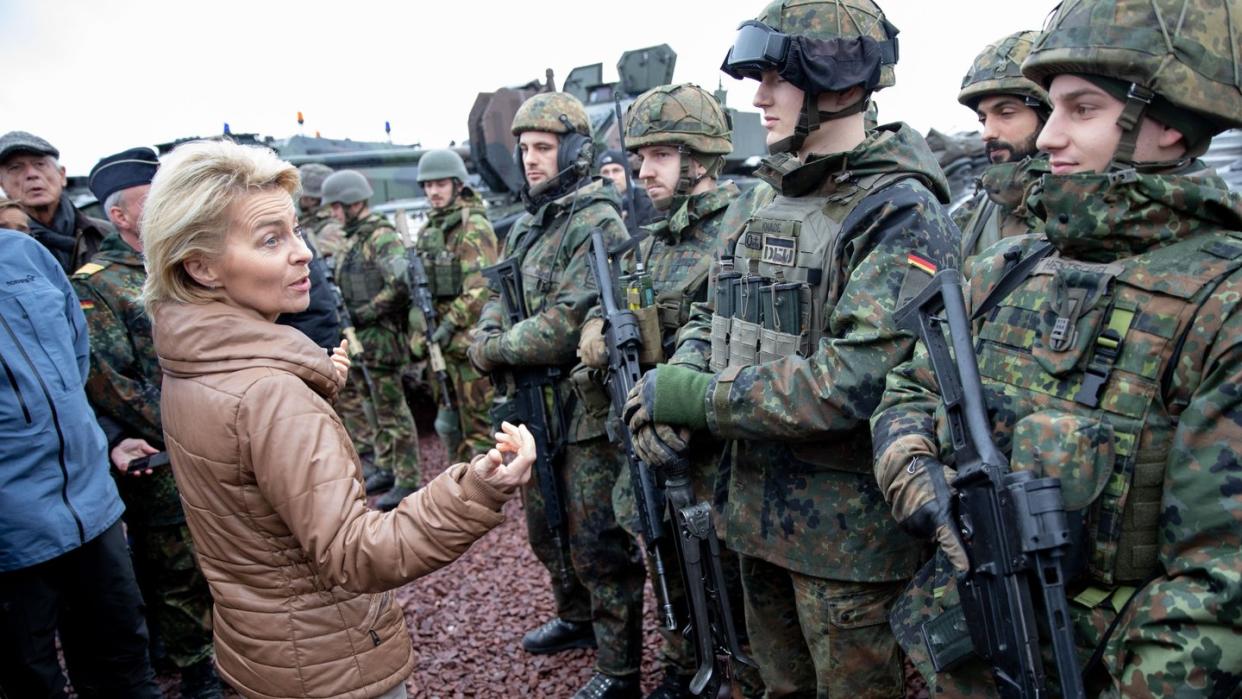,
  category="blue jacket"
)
[0,228,124,571]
